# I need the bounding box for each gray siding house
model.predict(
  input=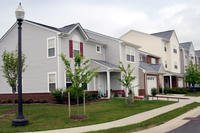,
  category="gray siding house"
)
[0,20,140,99]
